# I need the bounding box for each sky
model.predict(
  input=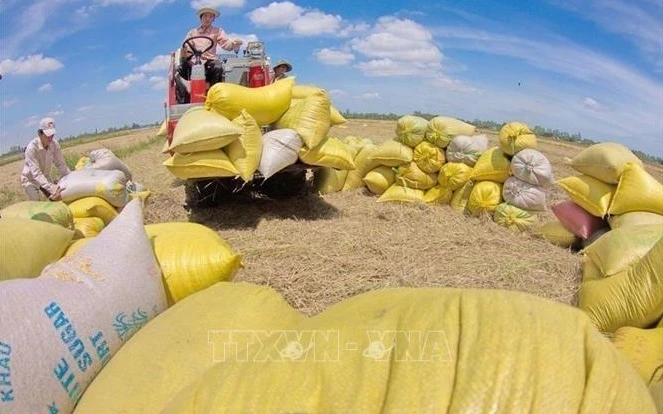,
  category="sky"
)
[0,0,662,157]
